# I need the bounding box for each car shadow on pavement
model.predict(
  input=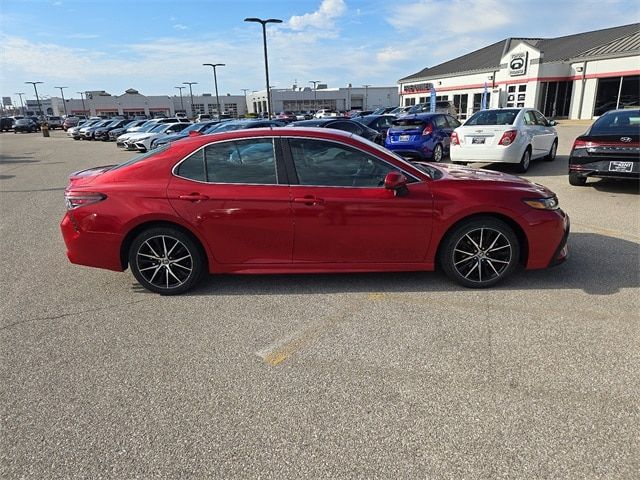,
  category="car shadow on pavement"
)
[0,153,39,165]
[182,232,638,297]
[462,155,569,177]
[589,178,640,194]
